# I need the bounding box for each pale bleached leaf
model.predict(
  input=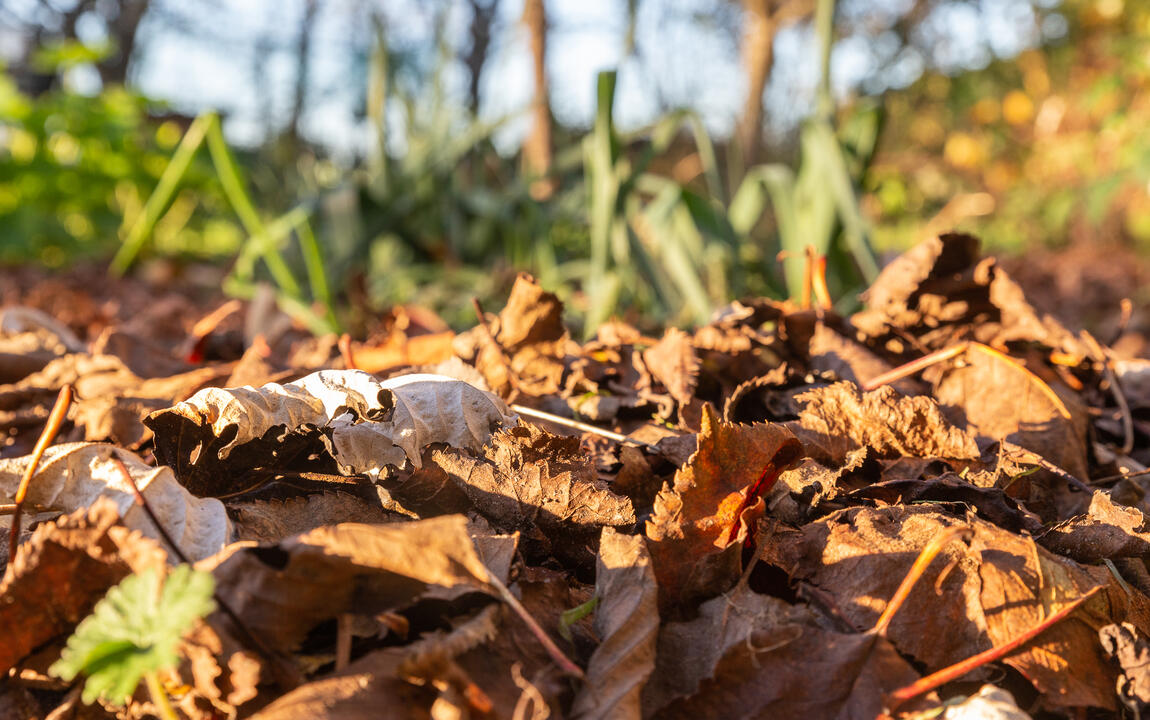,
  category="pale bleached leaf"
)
[0,442,230,561]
